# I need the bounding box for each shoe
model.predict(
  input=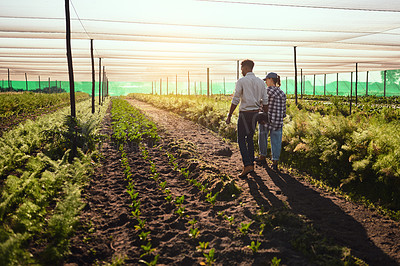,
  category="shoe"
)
[255,155,267,165]
[239,165,254,178]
